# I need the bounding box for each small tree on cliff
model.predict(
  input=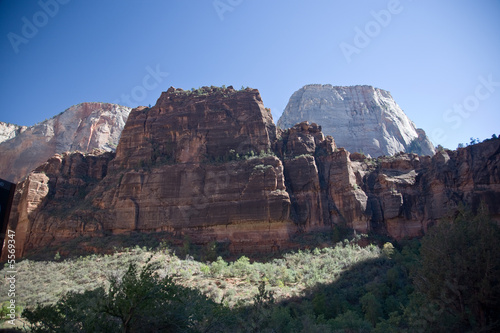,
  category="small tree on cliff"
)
[406,138,422,155]
[411,204,500,331]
